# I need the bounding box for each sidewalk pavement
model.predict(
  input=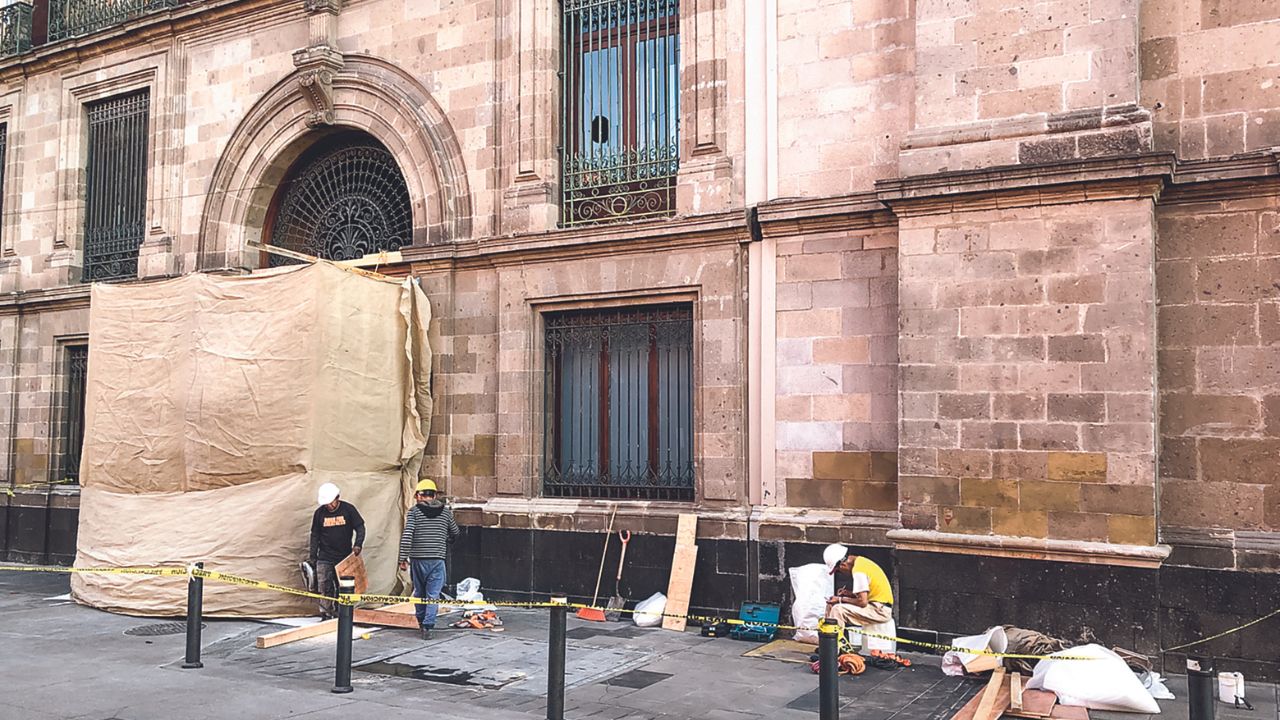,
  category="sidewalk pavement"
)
[1,569,1275,720]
